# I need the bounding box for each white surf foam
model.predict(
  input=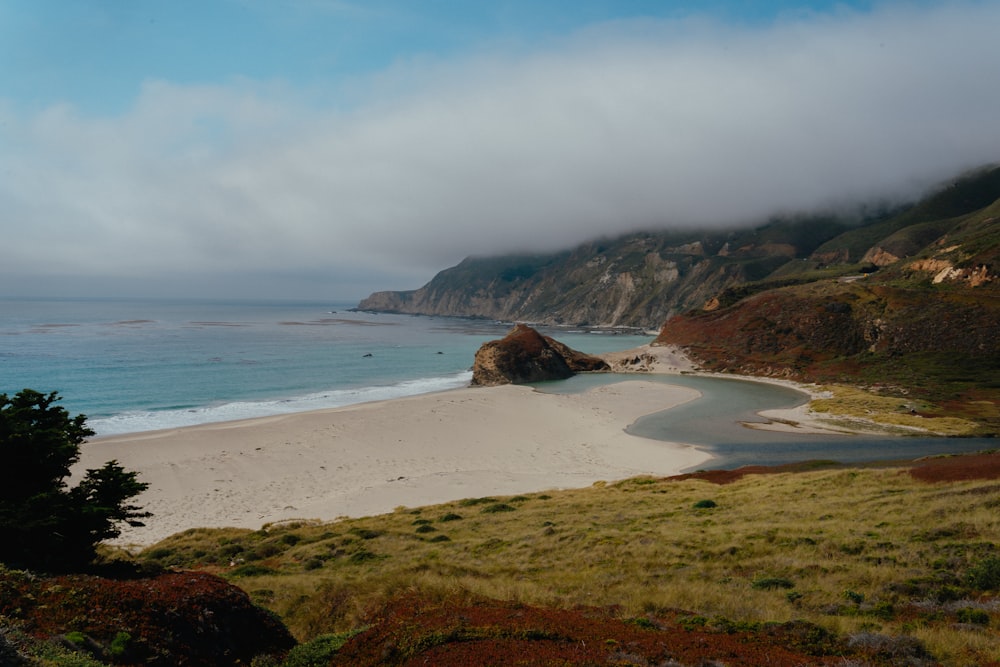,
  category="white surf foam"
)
[89,371,473,436]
